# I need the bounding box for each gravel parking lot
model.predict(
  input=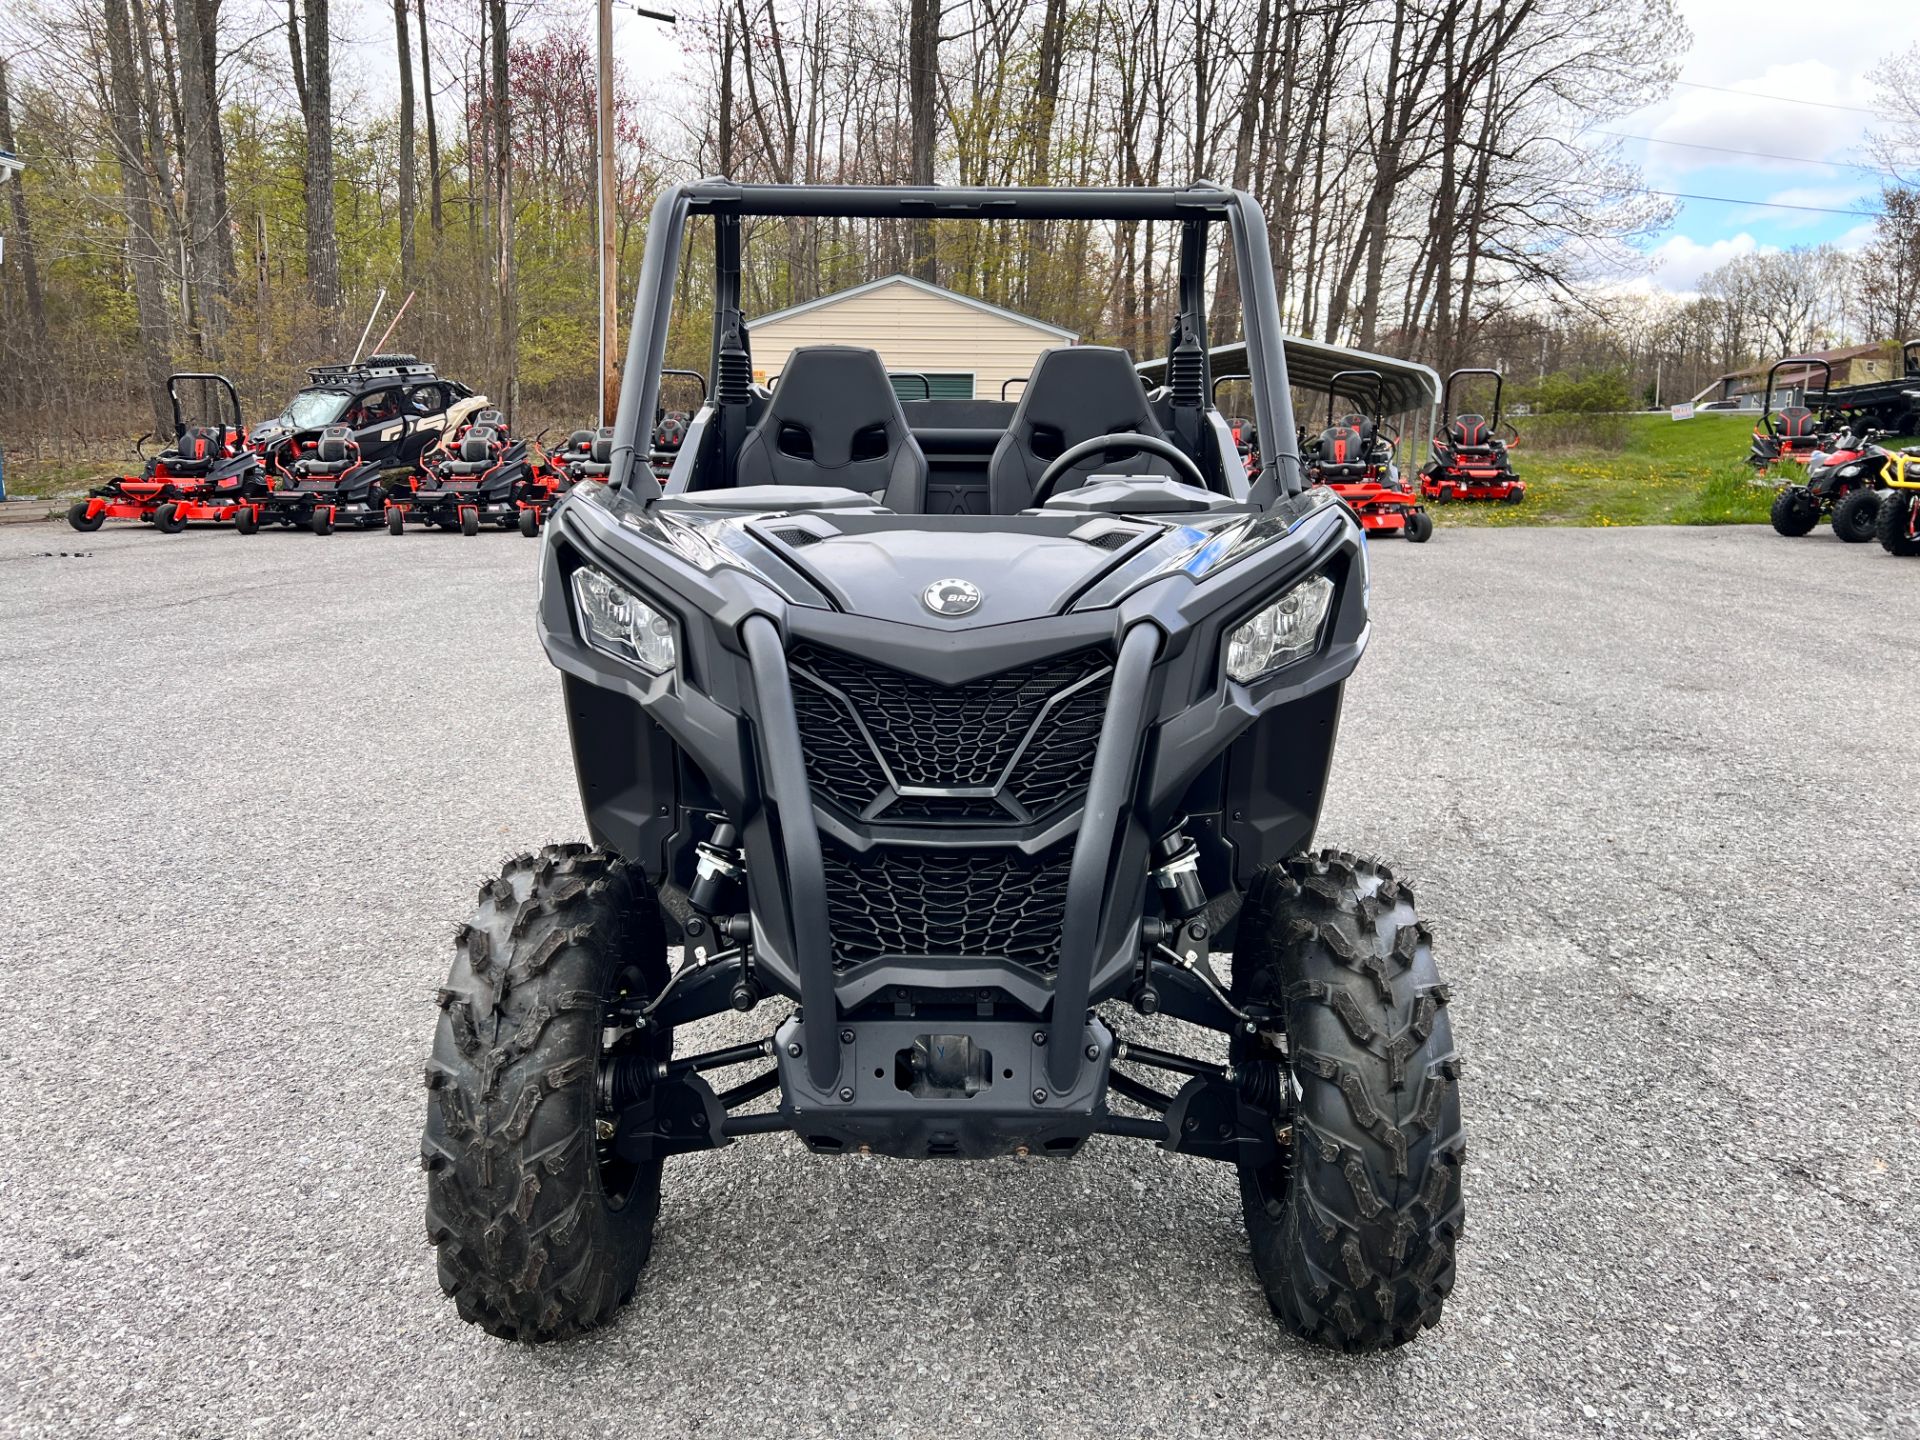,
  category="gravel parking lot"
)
[1,519,1916,1439]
